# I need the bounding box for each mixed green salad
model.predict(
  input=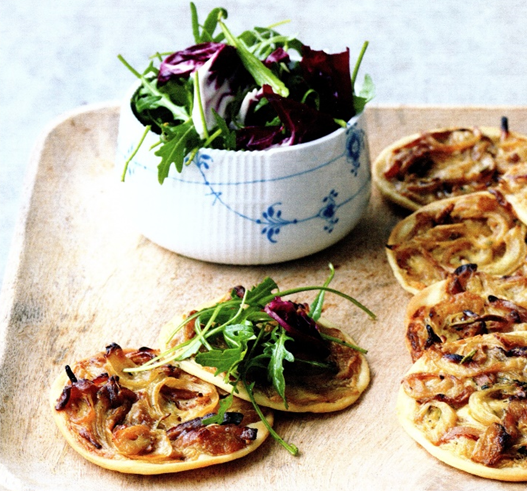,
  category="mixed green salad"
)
[119,3,374,183]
